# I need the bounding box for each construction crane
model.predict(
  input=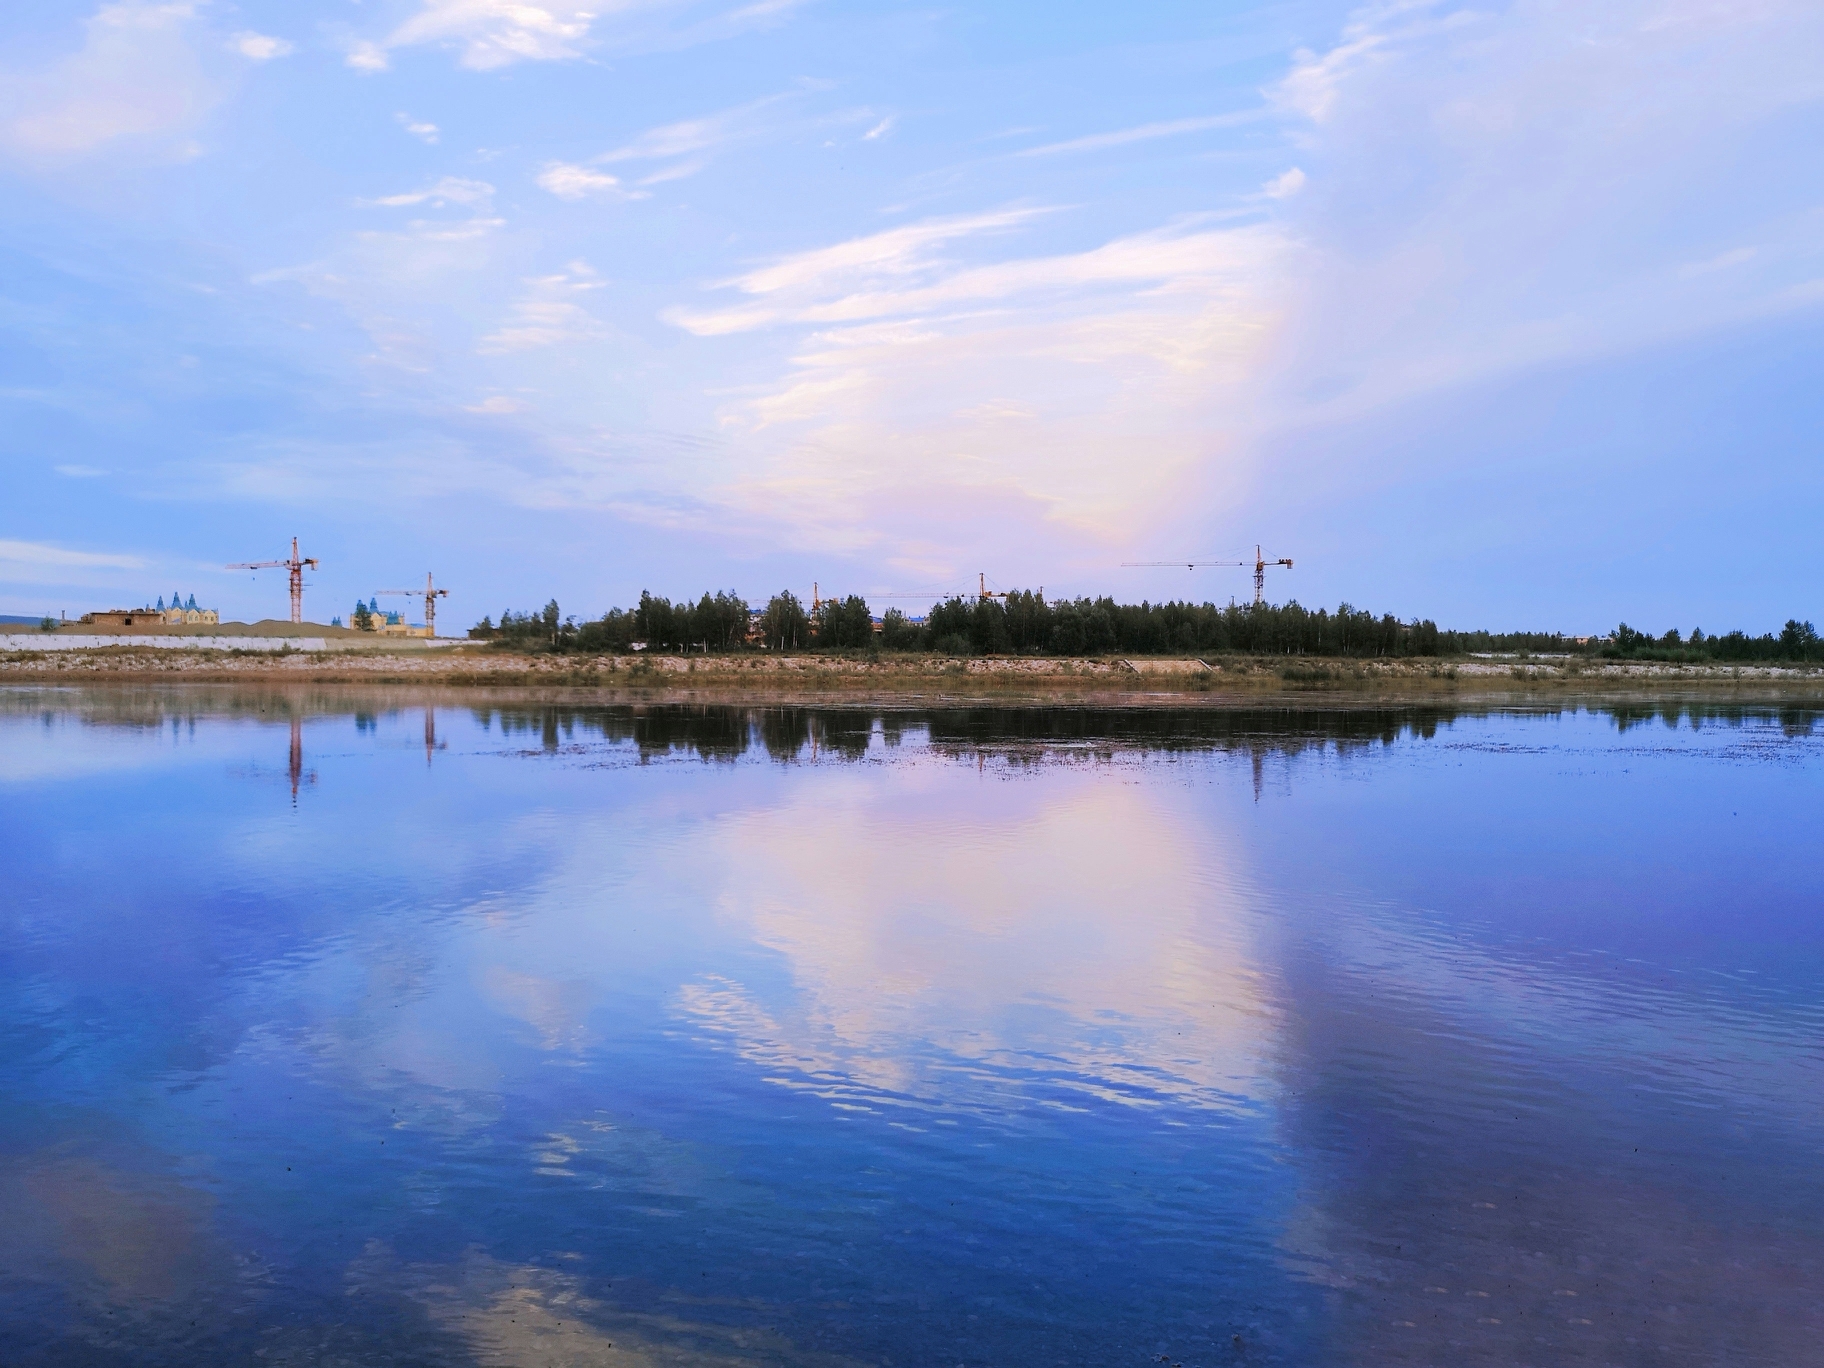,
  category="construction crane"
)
[228,537,319,624]
[1121,545,1294,605]
[375,572,450,638]
[870,574,1019,602]
[816,574,1034,610]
